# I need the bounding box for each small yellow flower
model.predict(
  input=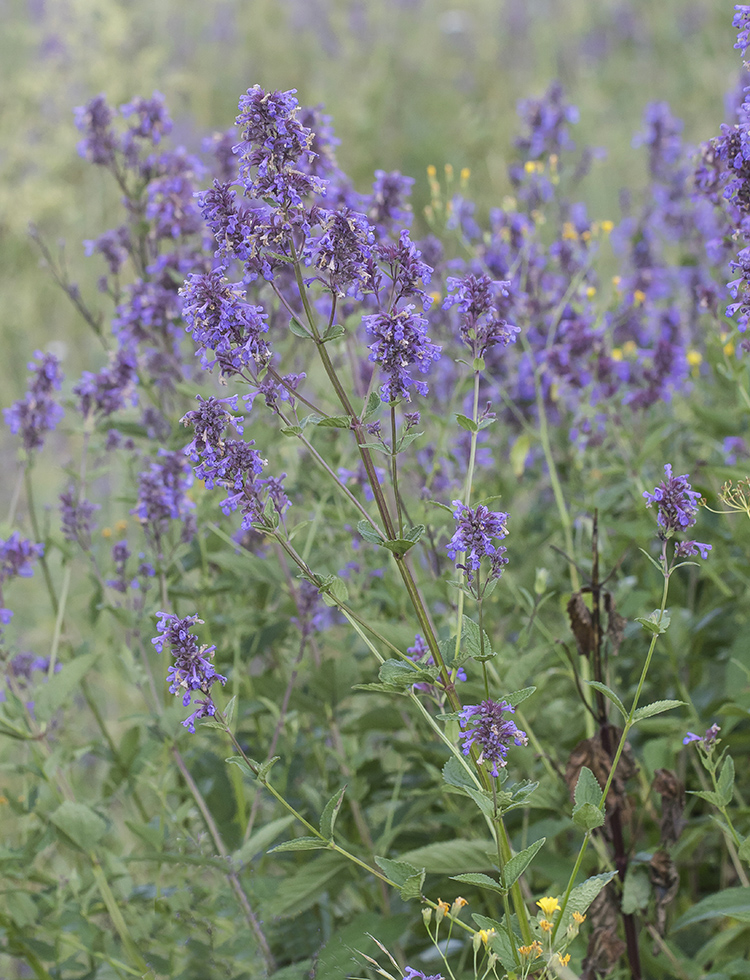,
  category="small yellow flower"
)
[460,167,471,181]
[724,340,735,357]
[687,350,702,367]
[623,340,637,356]
[518,940,543,958]
[429,290,442,306]
[611,347,623,361]
[633,288,646,306]
[581,229,591,241]
[601,219,614,234]
[586,286,597,298]
[478,928,496,944]
[557,953,571,966]
[436,898,450,914]
[612,274,622,288]
[451,896,468,912]
[444,163,454,178]
[102,527,112,538]
[539,919,554,933]
[426,164,437,178]
[572,911,586,924]
[115,519,128,532]
[524,160,537,174]
[562,221,578,241]
[536,896,561,917]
